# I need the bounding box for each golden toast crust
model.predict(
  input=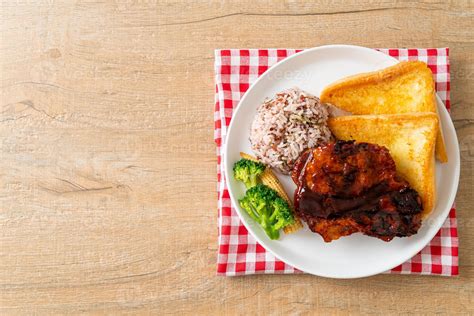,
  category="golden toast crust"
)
[328,113,438,217]
[320,61,447,163]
